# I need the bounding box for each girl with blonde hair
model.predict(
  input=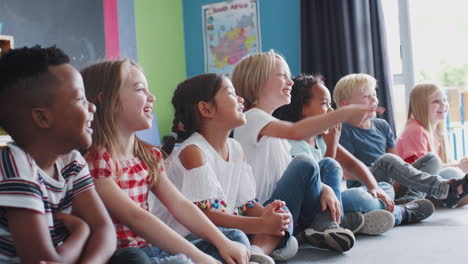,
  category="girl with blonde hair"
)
[81,59,250,264]
[396,82,468,207]
[231,50,380,252]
